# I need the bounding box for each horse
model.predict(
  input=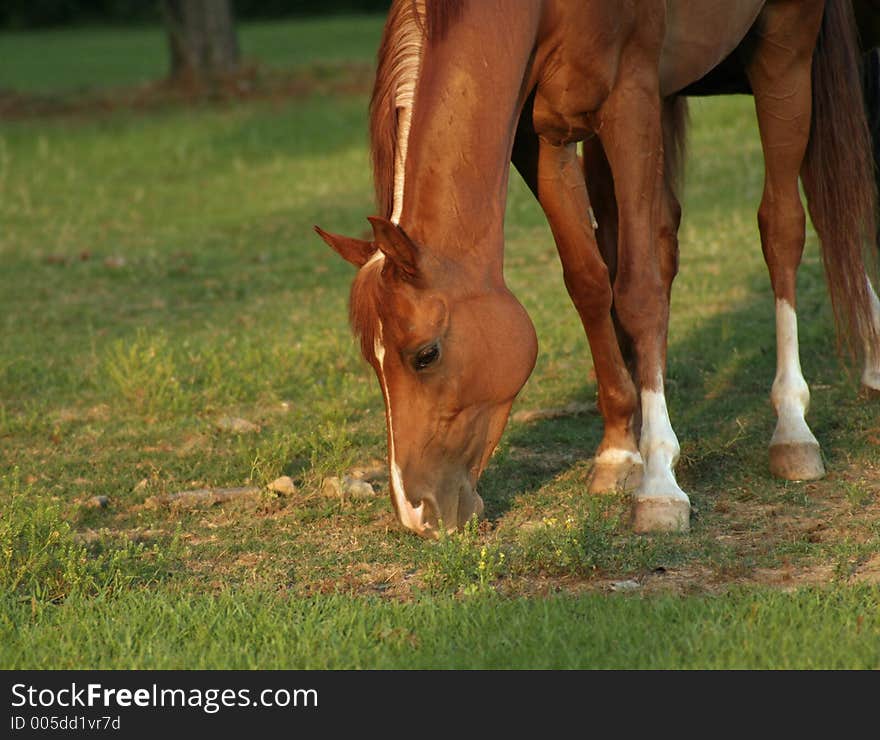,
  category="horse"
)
[316,0,879,538]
